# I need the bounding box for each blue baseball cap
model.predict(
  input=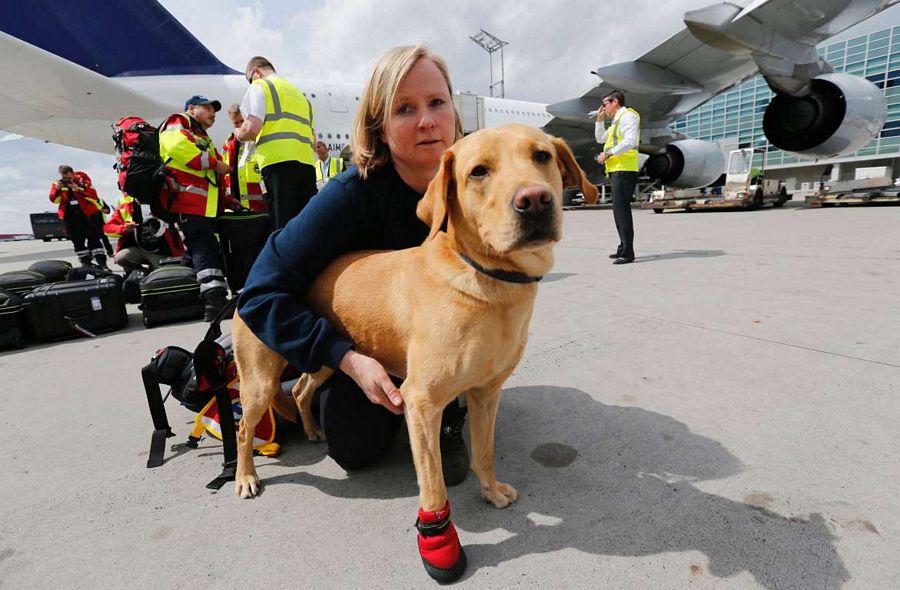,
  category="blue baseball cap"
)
[184,95,221,112]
